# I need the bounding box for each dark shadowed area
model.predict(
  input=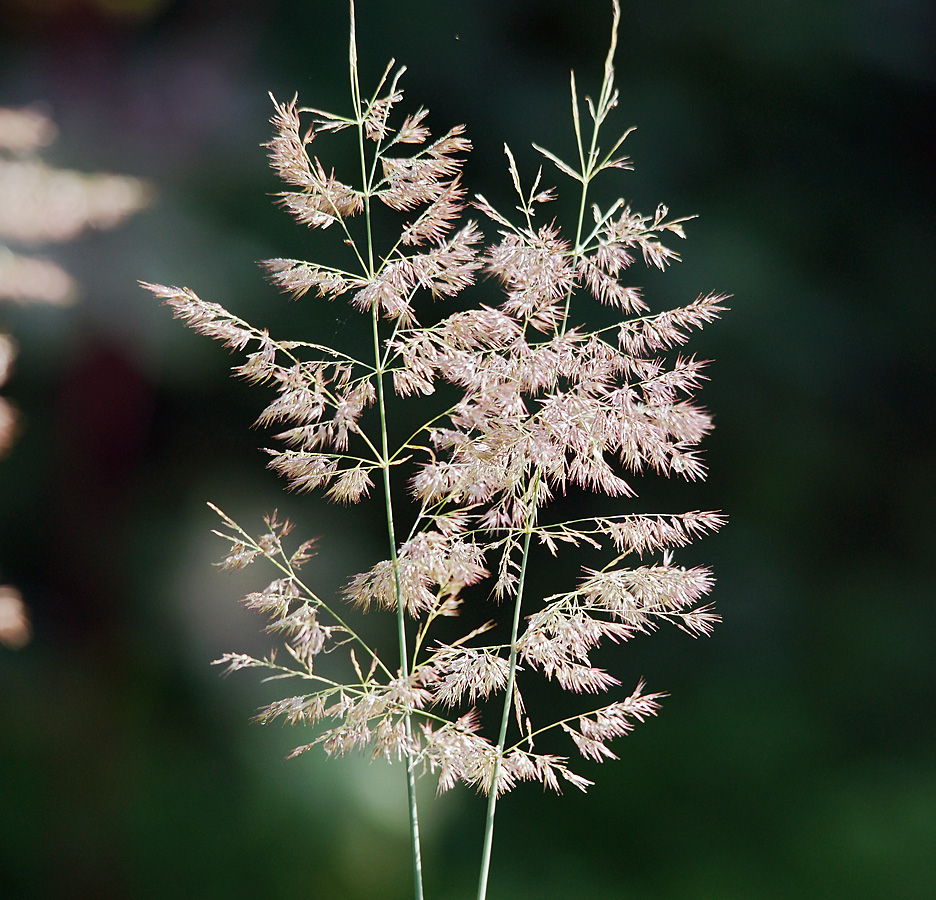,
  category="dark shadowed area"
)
[1,0,934,898]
